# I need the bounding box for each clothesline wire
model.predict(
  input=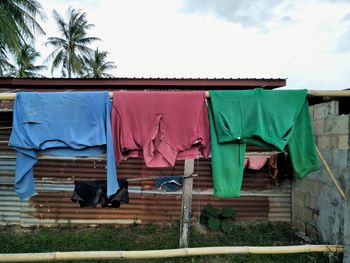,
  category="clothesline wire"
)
[0,90,349,101]
[2,90,347,200]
